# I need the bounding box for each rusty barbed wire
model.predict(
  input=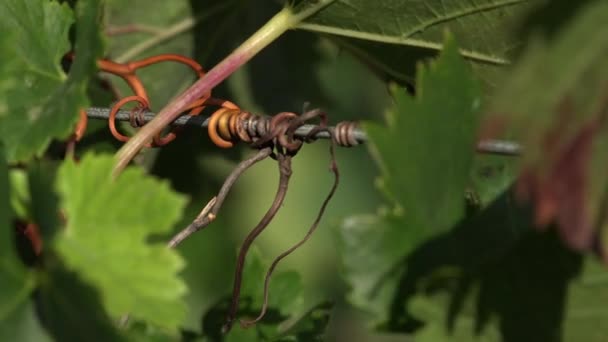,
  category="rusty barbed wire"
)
[84,107,521,155]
